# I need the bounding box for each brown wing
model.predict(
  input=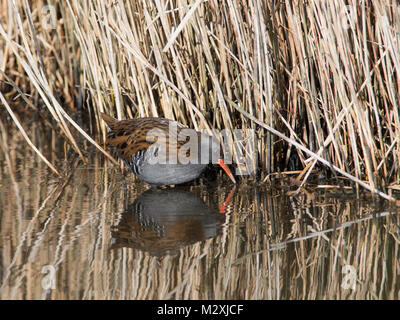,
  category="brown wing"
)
[100,113,198,164]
